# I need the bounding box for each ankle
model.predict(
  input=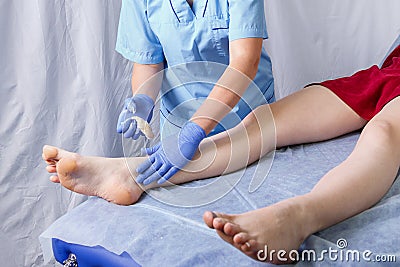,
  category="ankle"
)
[295,193,327,236]
[283,195,318,241]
